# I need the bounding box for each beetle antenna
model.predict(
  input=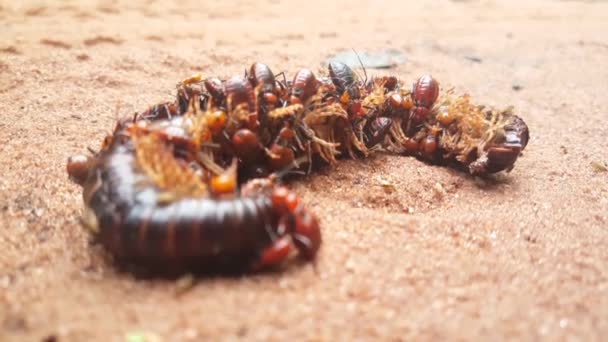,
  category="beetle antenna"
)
[352,48,368,85]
